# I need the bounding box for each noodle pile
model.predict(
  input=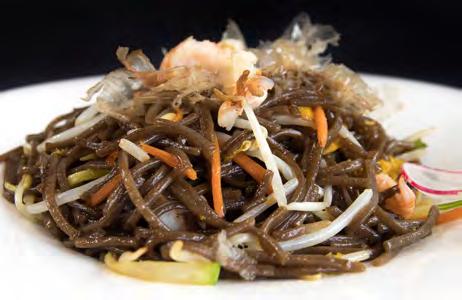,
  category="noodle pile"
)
[0,14,438,283]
